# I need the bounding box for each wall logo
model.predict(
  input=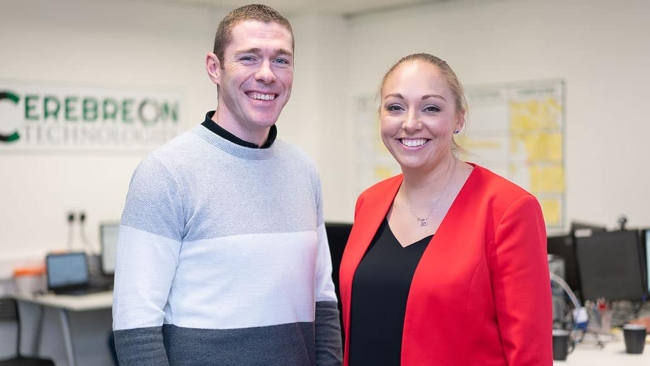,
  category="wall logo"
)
[0,82,184,152]
[0,91,20,143]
